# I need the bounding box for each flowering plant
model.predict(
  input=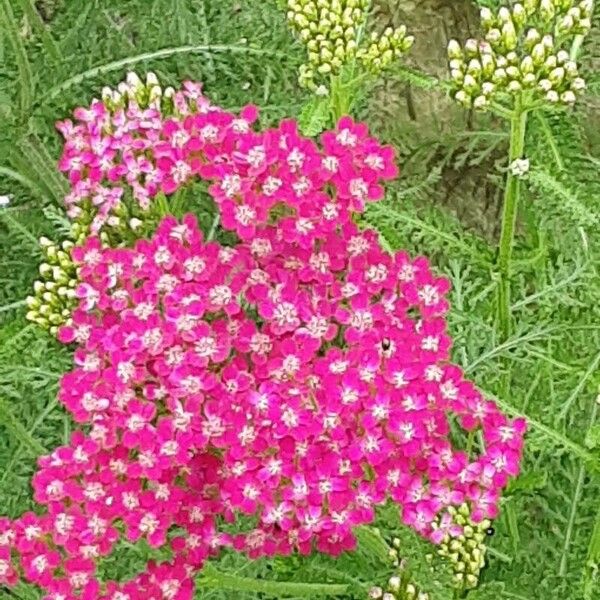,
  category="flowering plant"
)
[3,78,526,600]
